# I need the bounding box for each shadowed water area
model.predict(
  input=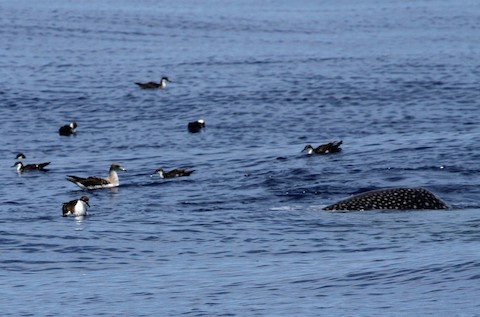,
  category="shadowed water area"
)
[1,0,479,316]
